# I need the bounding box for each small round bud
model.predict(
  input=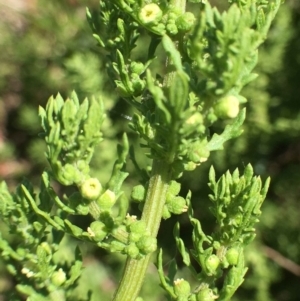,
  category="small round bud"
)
[88,221,107,241]
[131,74,146,95]
[167,181,181,198]
[76,160,90,175]
[129,221,147,242]
[214,95,240,119]
[130,62,145,75]
[97,189,116,211]
[197,288,217,301]
[136,236,157,254]
[162,206,172,219]
[80,178,102,201]
[188,142,210,164]
[51,268,66,287]
[166,196,188,215]
[129,232,142,243]
[40,242,52,256]
[58,163,78,185]
[173,278,191,297]
[176,12,196,32]
[168,7,182,19]
[129,220,147,235]
[166,23,178,35]
[205,255,220,274]
[225,248,240,265]
[126,243,140,259]
[186,112,203,125]
[110,241,126,253]
[138,4,163,25]
[183,161,199,171]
